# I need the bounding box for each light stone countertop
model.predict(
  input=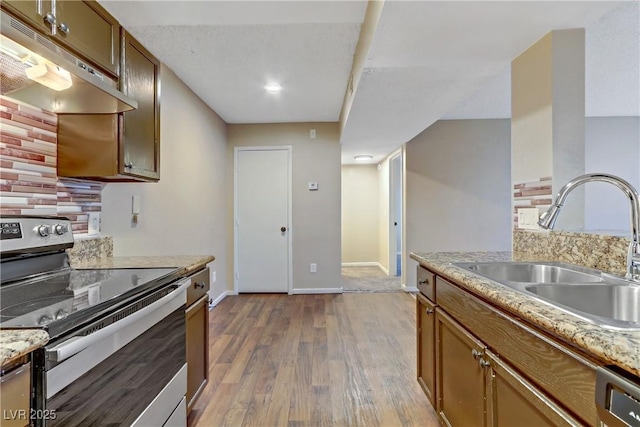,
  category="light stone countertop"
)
[0,329,49,368]
[410,251,640,377]
[72,255,215,276]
